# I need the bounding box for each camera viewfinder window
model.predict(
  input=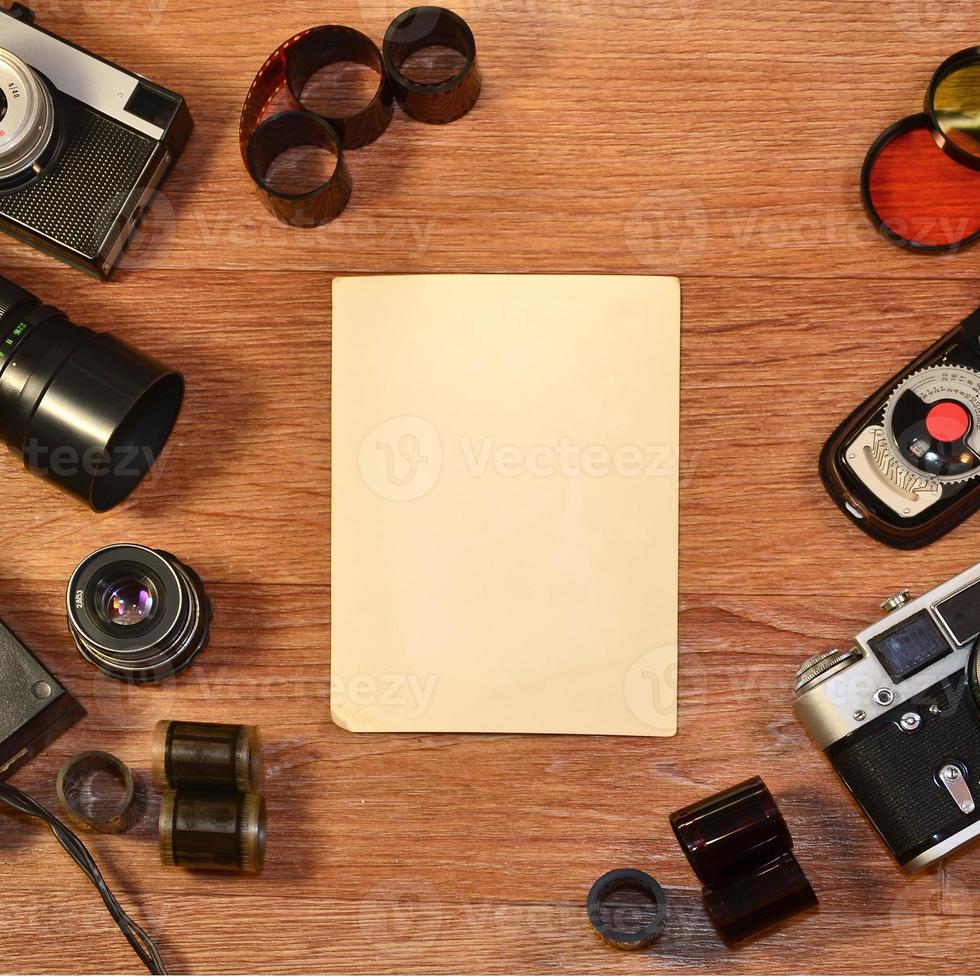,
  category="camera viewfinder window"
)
[868,611,952,684]
[935,580,980,647]
[124,82,178,130]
